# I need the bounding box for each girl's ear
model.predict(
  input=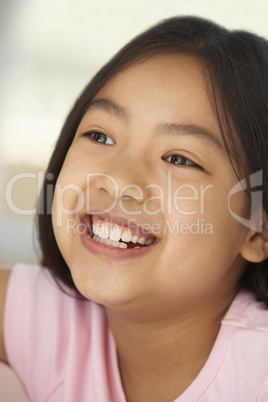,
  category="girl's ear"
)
[240,216,268,263]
